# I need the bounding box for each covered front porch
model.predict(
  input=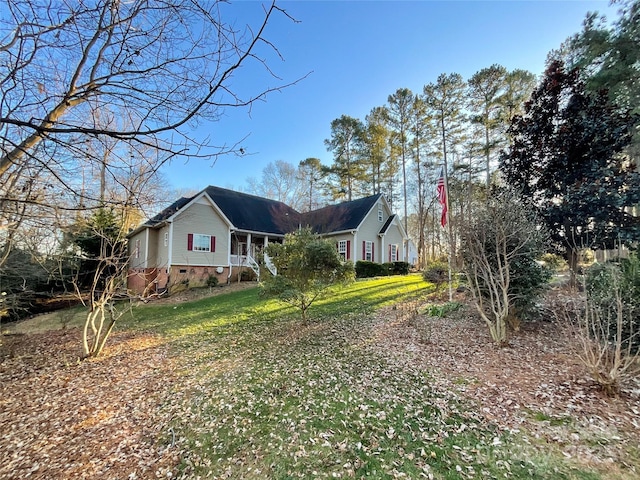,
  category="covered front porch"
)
[230,232,280,278]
